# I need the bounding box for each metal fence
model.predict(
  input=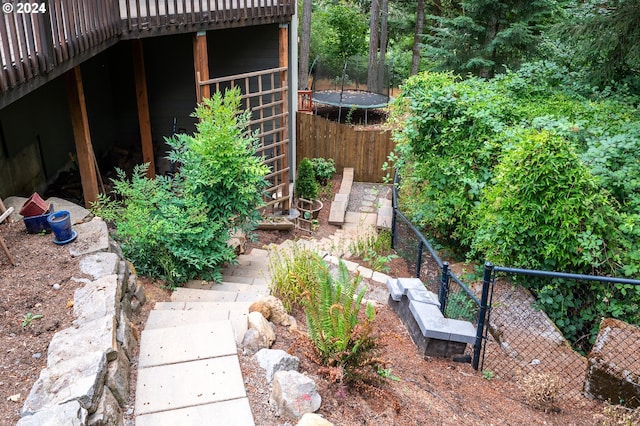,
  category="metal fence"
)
[390,171,640,400]
[390,173,481,360]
